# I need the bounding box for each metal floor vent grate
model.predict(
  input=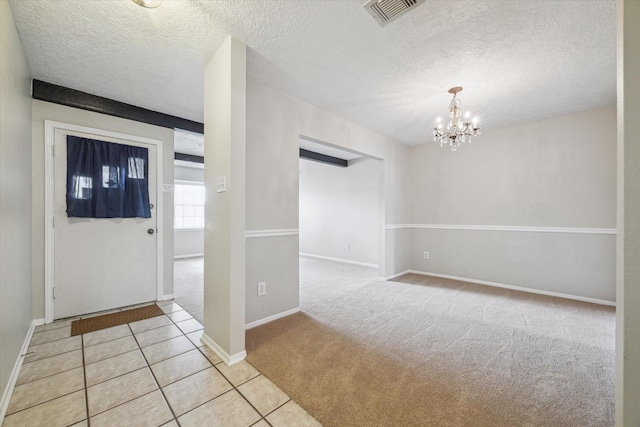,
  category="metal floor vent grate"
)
[363,0,426,27]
